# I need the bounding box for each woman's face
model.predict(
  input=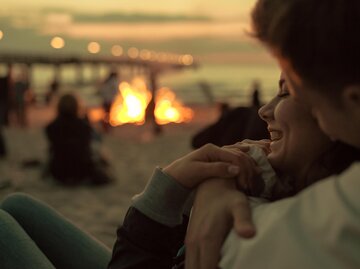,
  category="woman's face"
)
[258,73,332,177]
